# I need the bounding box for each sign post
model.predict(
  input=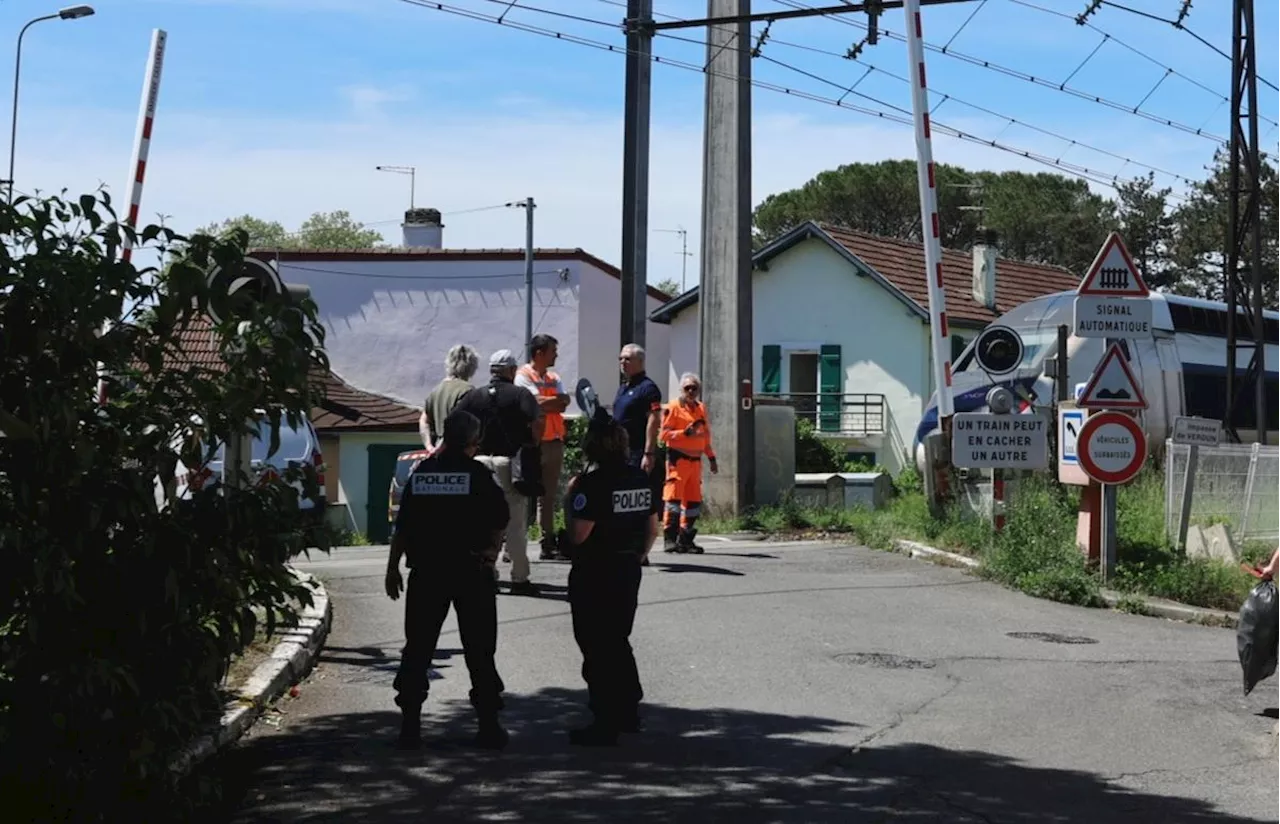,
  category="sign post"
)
[1172,416,1223,548]
[1072,232,1152,580]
